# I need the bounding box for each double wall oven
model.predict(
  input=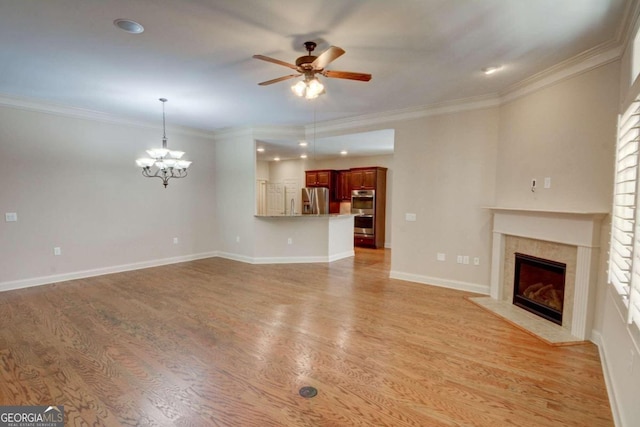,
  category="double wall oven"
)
[351,190,375,239]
